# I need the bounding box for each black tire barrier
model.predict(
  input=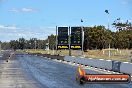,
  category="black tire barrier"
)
[27,53,64,61]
